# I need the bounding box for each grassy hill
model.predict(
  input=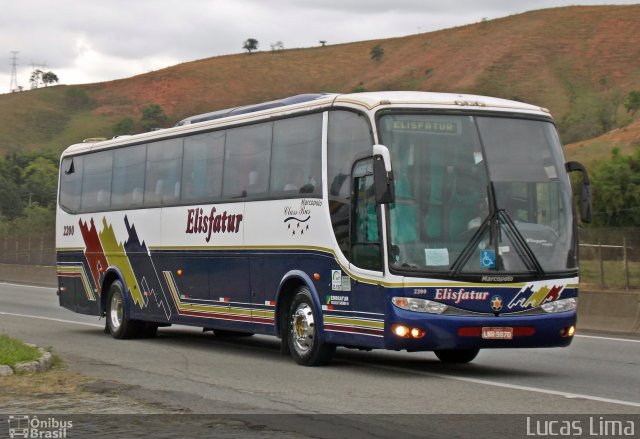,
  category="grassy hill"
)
[1,4,639,164]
